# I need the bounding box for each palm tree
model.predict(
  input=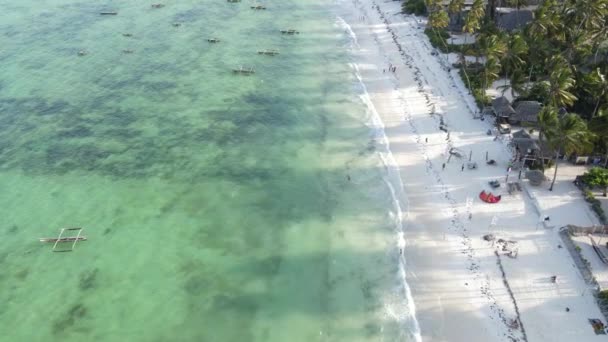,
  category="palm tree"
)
[448,0,464,17]
[426,0,450,53]
[544,61,577,108]
[481,56,501,96]
[589,109,608,167]
[584,68,608,117]
[509,70,528,98]
[536,105,560,172]
[447,0,465,44]
[501,34,528,94]
[478,34,507,60]
[544,112,594,191]
[428,8,450,31]
[470,0,485,23]
[463,0,484,38]
[498,69,527,98]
